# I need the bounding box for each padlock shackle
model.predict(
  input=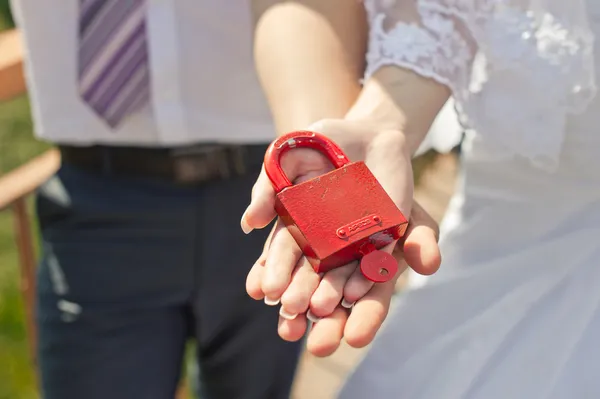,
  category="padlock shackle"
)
[264,131,351,193]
